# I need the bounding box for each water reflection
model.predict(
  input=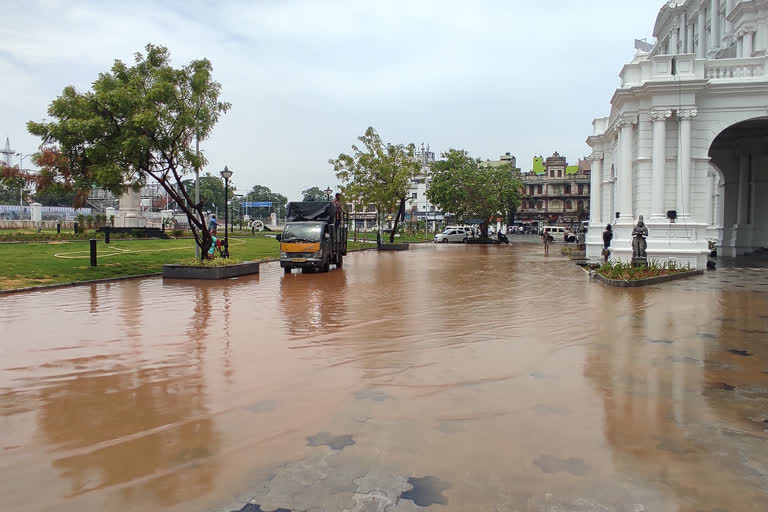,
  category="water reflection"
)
[0,248,767,511]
